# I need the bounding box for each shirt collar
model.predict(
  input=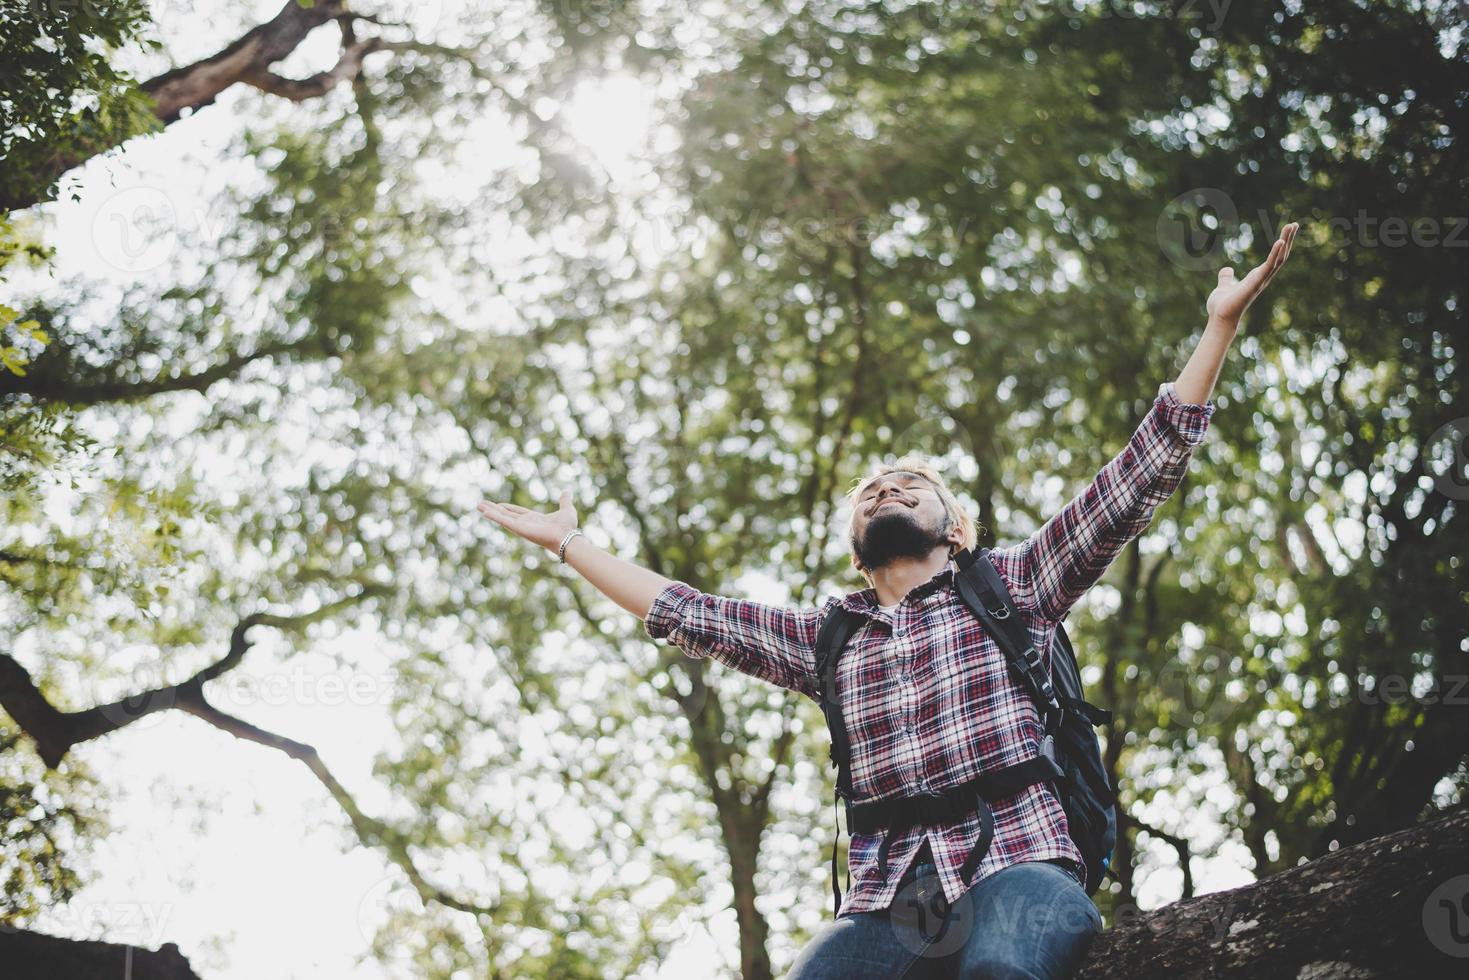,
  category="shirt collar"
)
[842,556,960,616]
